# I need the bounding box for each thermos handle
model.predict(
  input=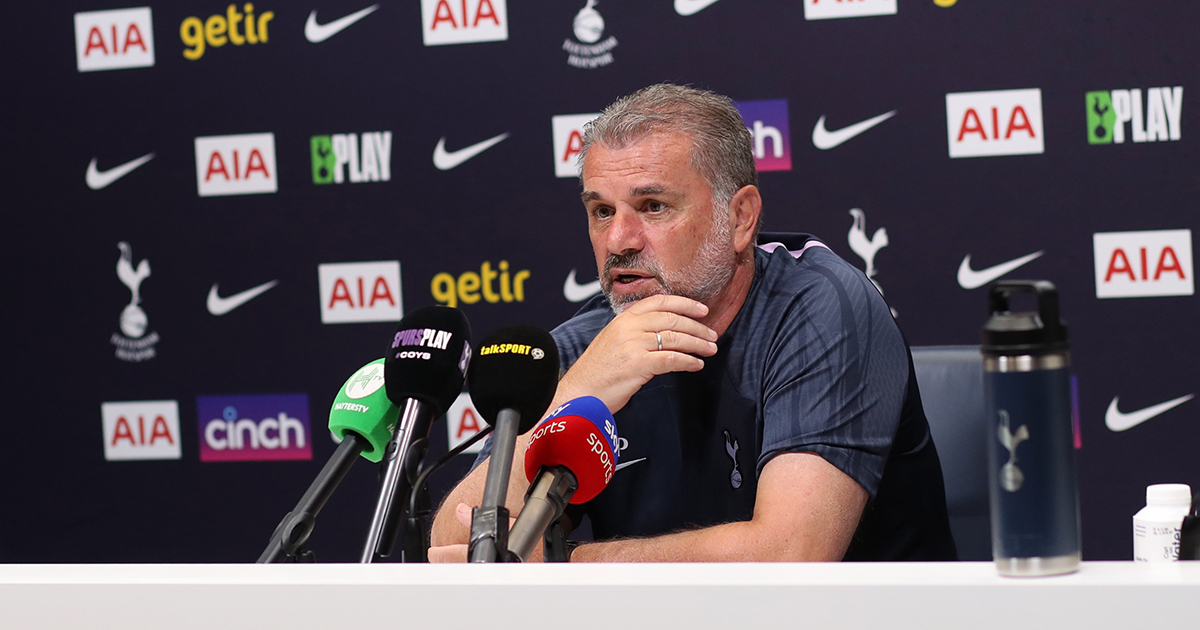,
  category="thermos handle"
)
[987,280,1061,330]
